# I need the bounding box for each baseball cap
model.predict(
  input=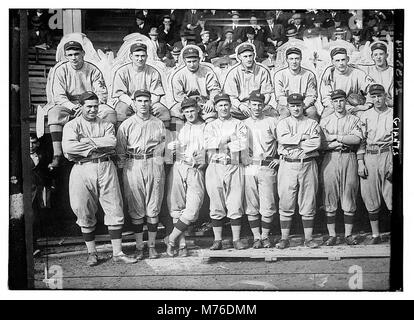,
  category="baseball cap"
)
[171,47,181,55]
[64,41,83,51]
[79,91,99,105]
[237,43,255,55]
[330,47,347,58]
[287,93,304,105]
[133,89,151,99]
[214,93,231,104]
[371,42,387,53]
[369,84,385,95]
[331,89,347,100]
[245,26,255,35]
[180,98,198,111]
[130,43,147,53]
[249,91,265,103]
[182,47,200,59]
[286,47,302,57]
